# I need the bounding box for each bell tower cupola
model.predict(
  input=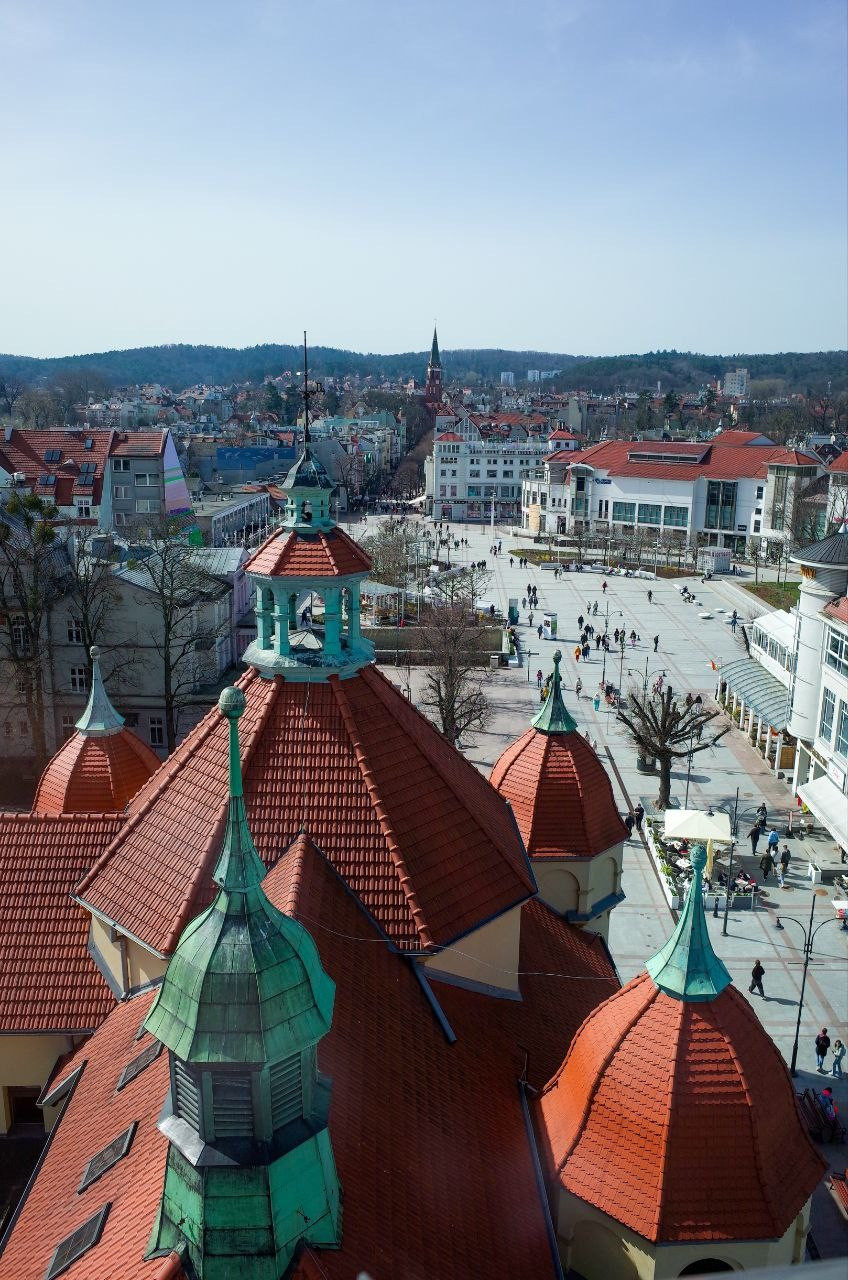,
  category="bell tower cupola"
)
[144,686,342,1278]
